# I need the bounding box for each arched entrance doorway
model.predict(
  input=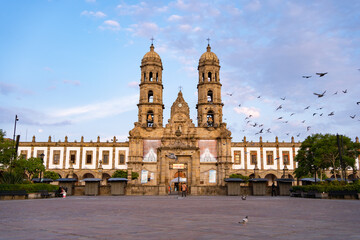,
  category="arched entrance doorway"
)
[170,172,186,193]
[265,174,277,186]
